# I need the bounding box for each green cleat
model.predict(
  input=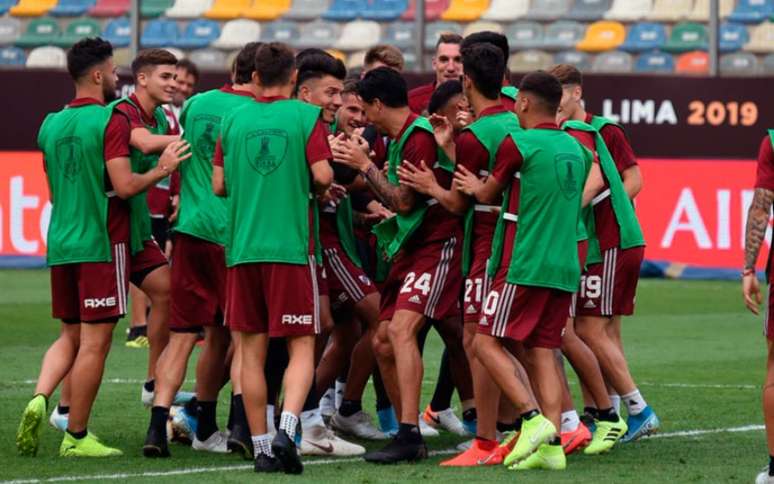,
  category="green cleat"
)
[503,413,556,467]
[16,394,47,456]
[60,432,123,457]
[508,443,566,471]
[583,416,628,455]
